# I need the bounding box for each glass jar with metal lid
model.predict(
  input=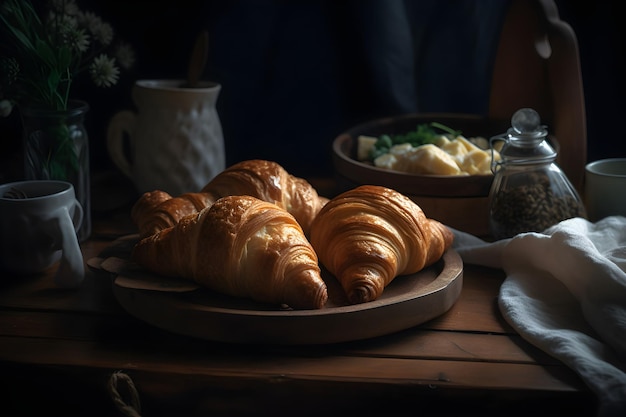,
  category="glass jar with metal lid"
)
[488,108,586,239]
